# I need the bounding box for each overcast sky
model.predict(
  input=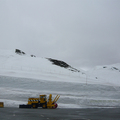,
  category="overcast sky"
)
[0,0,120,70]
